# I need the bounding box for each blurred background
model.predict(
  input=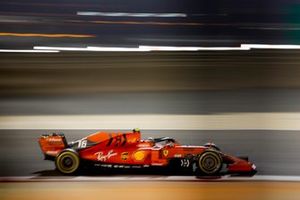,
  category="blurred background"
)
[0,0,300,200]
[1,0,300,48]
[2,1,300,199]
